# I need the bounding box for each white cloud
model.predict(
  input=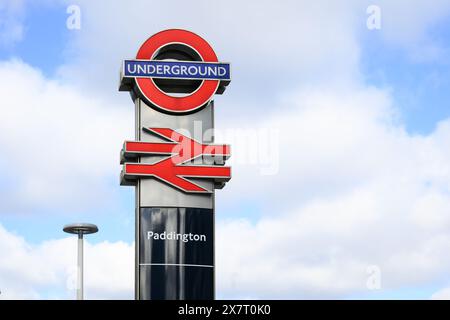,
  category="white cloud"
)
[56,0,363,107]
[2,0,450,299]
[374,0,450,45]
[55,0,450,98]
[2,83,450,299]
[0,0,24,47]
[0,59,133,214]
[215,86,450,298]
[363,0,450,63]
[431,287,450,300]
[0,223,133,299]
